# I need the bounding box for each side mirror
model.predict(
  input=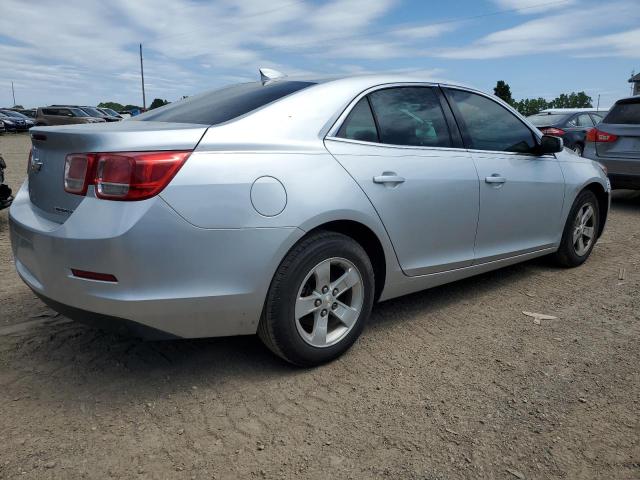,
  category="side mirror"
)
[538,134,563,154]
